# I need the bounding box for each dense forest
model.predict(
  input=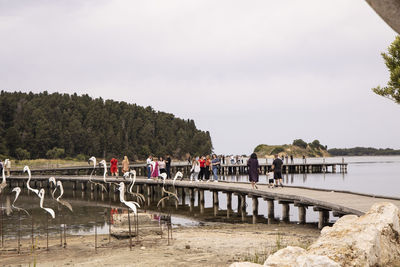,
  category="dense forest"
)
[328,147,400,156]
[0,91,213,160]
